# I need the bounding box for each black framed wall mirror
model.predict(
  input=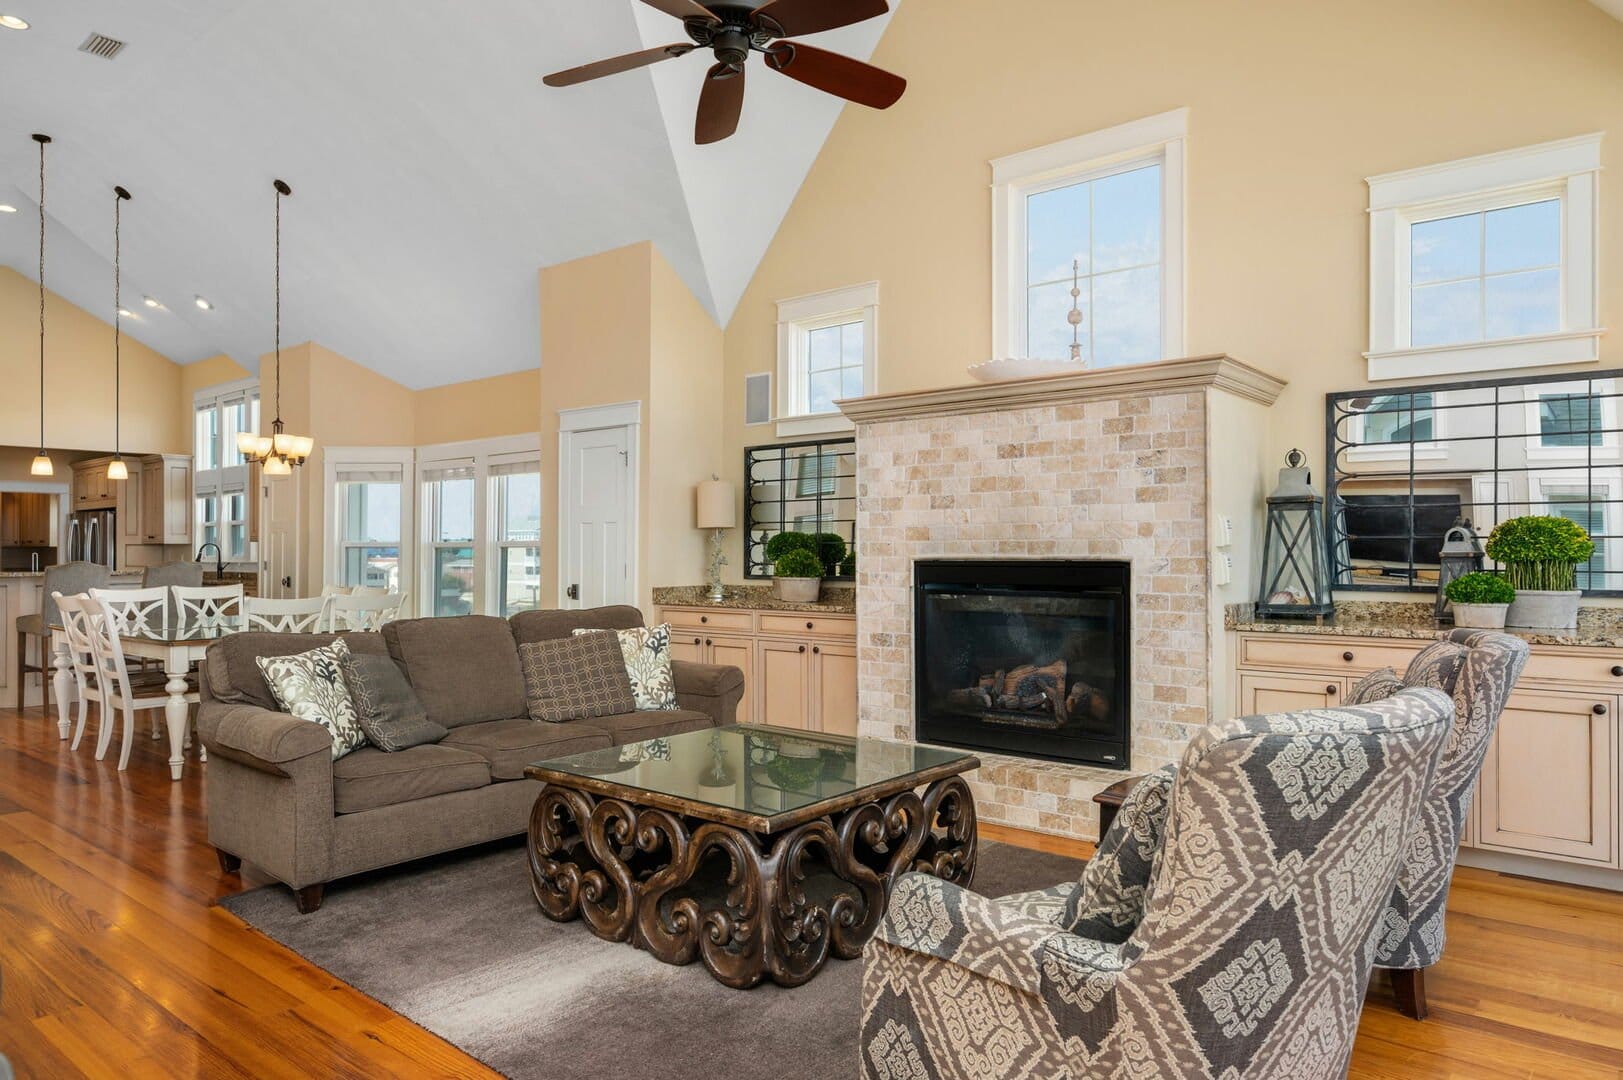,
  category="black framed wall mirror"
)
[743,438,857,581]
[1327,369,1623,597]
